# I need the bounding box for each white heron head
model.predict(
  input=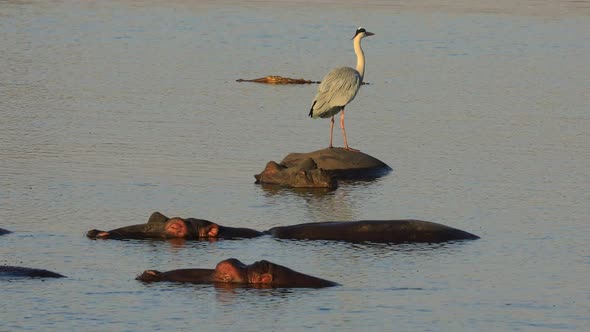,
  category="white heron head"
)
[352,27,374,40]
